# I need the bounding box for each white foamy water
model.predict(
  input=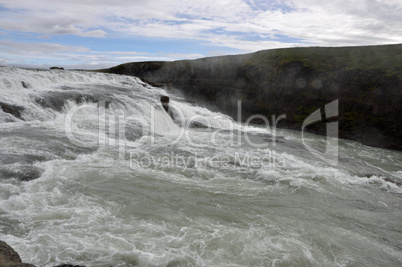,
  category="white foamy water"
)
[0,66,401,266]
